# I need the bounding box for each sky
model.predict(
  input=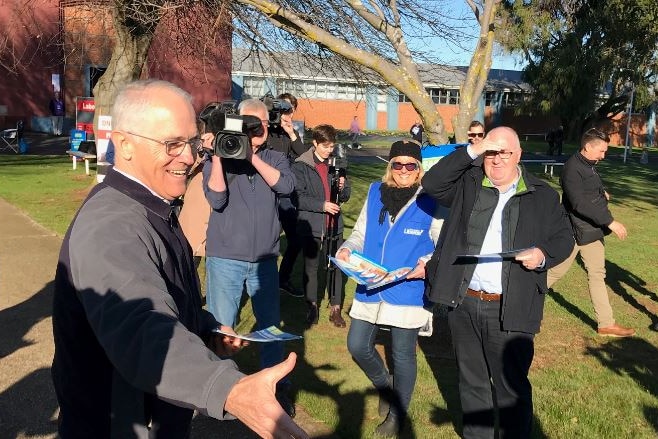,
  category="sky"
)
[410,0,528,72]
